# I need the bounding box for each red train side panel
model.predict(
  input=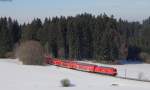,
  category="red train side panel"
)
[45,56,117,76]
[94,66,117,76]
[60,60,76,69]
[52,59,62,66]
[75,63,96,72]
